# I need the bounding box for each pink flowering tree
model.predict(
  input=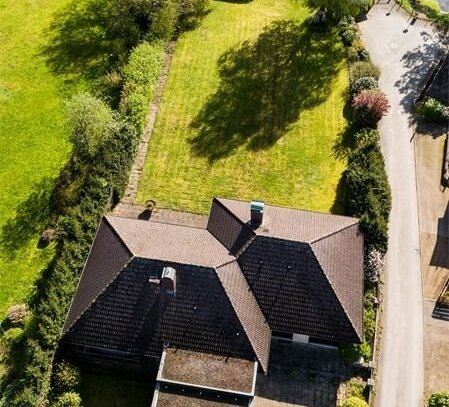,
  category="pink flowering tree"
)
[352,89,390,127]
